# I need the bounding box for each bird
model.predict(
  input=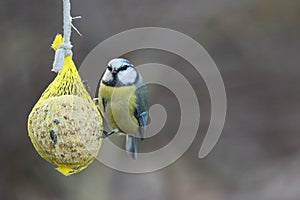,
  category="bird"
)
[97,58,148,159]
